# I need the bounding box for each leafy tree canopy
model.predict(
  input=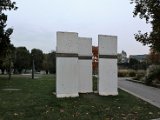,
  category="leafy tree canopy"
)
[47,51,56,74]
[131,0,160,52]
[0,0,17,59]
[14,47,30,73]
[149,49,160,65]
[31,49,44,72]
